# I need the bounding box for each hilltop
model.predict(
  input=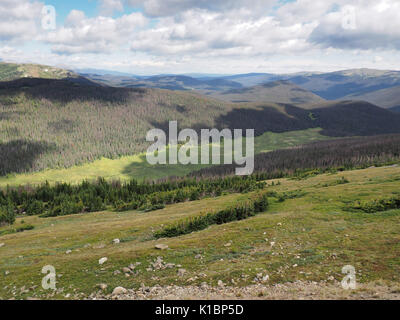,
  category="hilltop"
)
[209,80,325,105]
[343,85,400,110]
[0,62,77,81]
